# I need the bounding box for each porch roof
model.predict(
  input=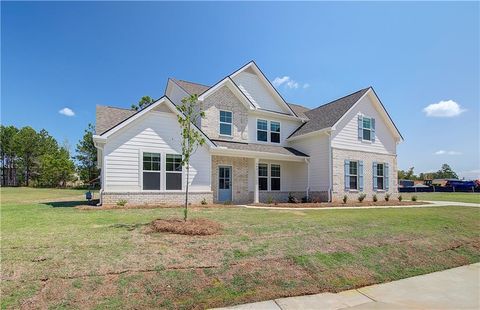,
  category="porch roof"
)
[211,140,309,158]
